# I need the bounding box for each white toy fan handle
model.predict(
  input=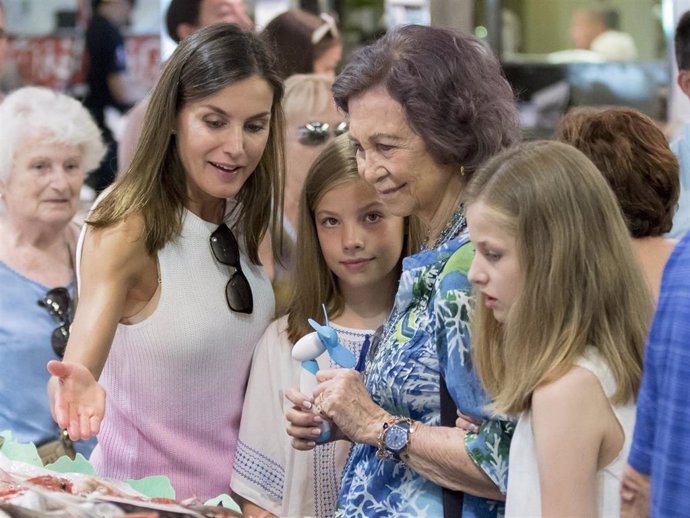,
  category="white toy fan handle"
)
[298,362,331,443]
